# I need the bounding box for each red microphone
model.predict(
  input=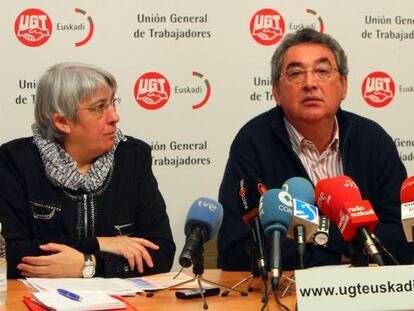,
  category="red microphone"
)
[401,176,414,203]
[315,175,362,223]
[315,175,384,266]
[400,176,414,242]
